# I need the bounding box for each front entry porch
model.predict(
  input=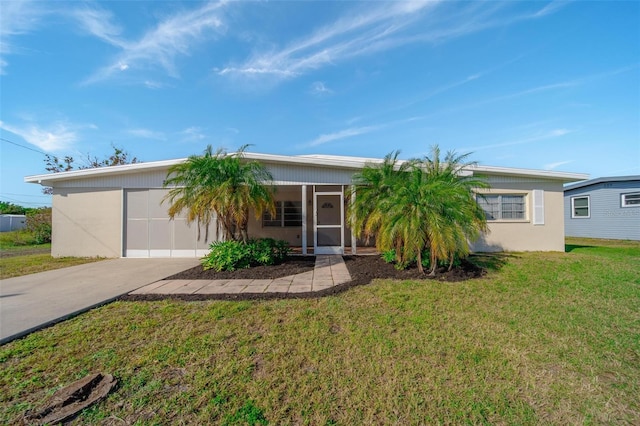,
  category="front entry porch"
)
[249,184,374,256]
